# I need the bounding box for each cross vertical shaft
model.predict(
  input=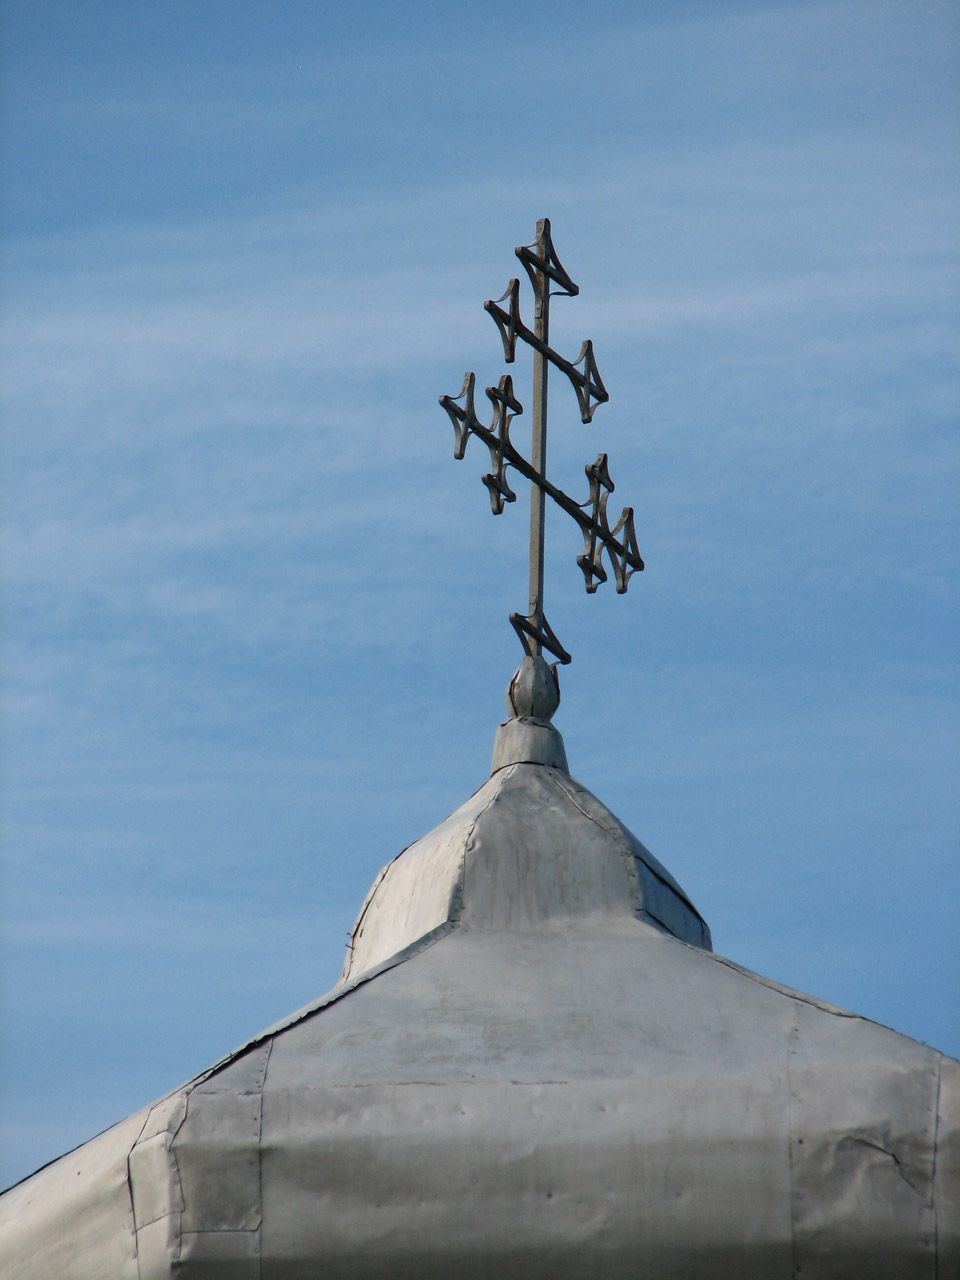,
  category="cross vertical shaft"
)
[528,219,550,654]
